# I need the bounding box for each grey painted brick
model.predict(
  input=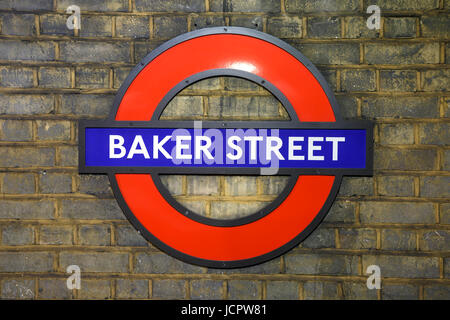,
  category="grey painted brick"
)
[229,15,263,31]
[160,175,183,196]
[384,17,416,38]
[56,0,128,12]
[267,16,302,38]
[60,94,114,117]
[135,0,205,12]
[79,224,111,246]
[0,120,33,141]
[1,279,35,299]
[0,40,55,61]
[223,77,260,92]
[0,200,55,219]
[80,280,111,299]
[286,0,359,13]
[0,0,53,11]
[381,229,416,251]
[189,77,222,91]
[323,201,356,224]
[285,253,359,275]
[374,148,437,171]
[318,68,337,91]
[259,176,290,195]
[2,224,34,245]
[424,285,450,300]
[0,147,55,167]
[80,15,112,37]
[75,67,110,89]
[0,252,53,272]
[307,16,340,38]
[115,16,149,39]
[59,146,78,166]
[39,225,73,245]
[191,15,226,30]
[362,255,440,278]
[3,173,35,194]
[372,0,439,10]
[0,67,34,88]
[40,14,71,36]
[38,279,71,299]
[79,175,112,196]
[113,67,132,89]
[444,149,450,171]
[342,282,377,300]
[365,43,439,65]
[115,224,148,247]
[59,252,129,273]
[441,204,450,224]
[208,96,280,119]
[178,200,207,216]
[60,199,125,220]
[382,284,419,300]
[341,70,376,92]
[1,13,36,36]
[344,16,379,38]
[210,0,280,13]
[422,69,450,92]
[153,279,186,299]
[60,41,130,63]
[186,175,219,195]
[0,94,54,115]
[445,257,450,278]
[339,228,377,249]
[421,14,450,38]
[420,230,450,251]
[227,280,262,300]
[266,281,299,300]
[300,227,335,249]
[153,16,188,39]
[293,43,360,65]
[420,176,450,198]
[190,280,224,299]
[116,279,148,299]
[303,281,340,300]
[360,202,435,224]
[210,201,268,220]
[225,176,258,196]
[135,253,205,274]
[40,173,72,193]
[161,96,203,119]
[36,120,71,141]
[134,41,164,62]
[38,67,71,88]
[380,70,417,92]
[379,123,414,145]
[336,96,358,119]
[339,177,374,196]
